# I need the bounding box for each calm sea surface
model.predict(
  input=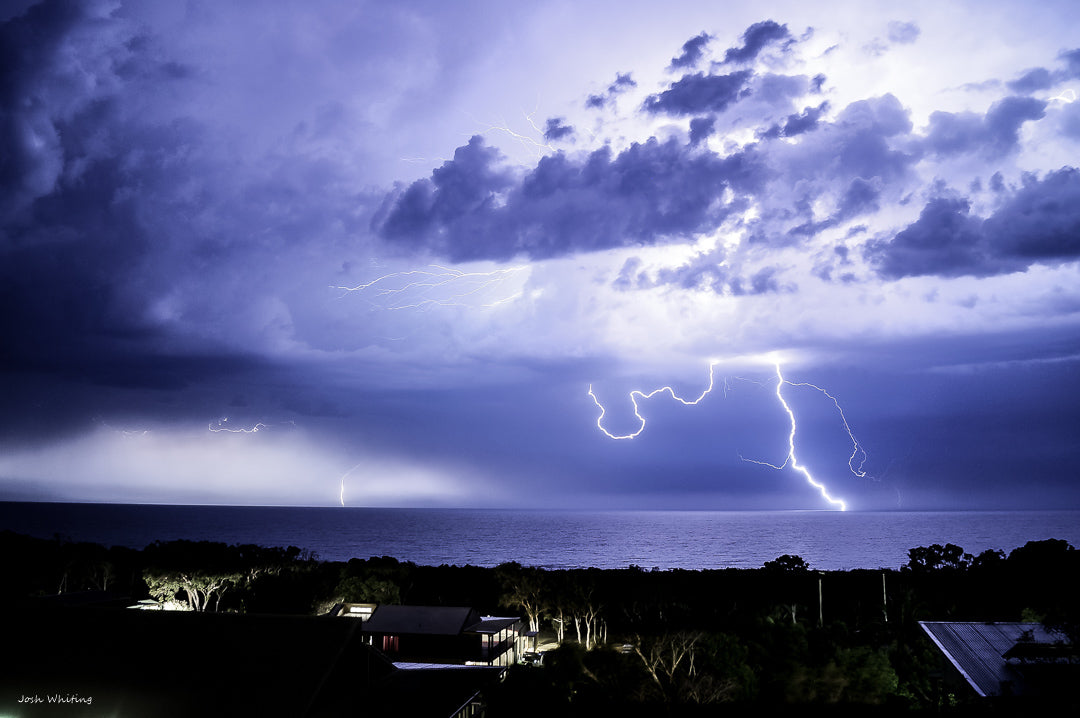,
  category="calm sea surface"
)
[2,503,1078,571]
